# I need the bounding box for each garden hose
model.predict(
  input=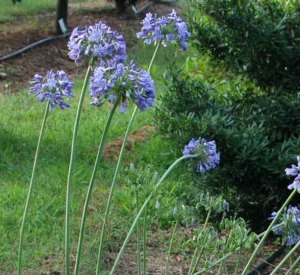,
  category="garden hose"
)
[0,32,70,62]
[247,244,287,275]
